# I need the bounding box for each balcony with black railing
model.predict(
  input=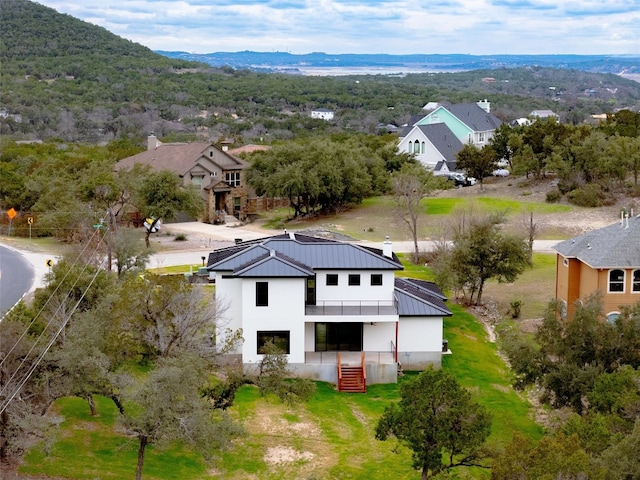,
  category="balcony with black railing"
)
[305,299,397,316]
